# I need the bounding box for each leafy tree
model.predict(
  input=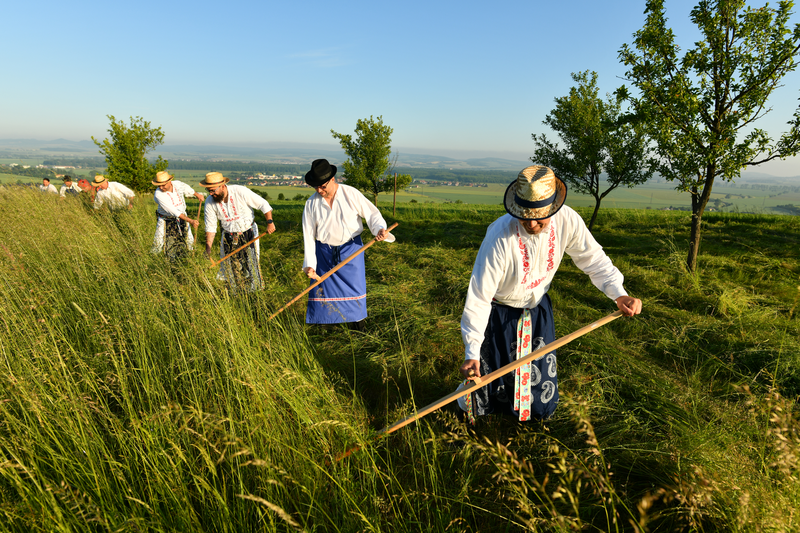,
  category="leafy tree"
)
[92,115,168,193]
[532,71,655,231]
[619,0,800,272]
[331,115,412,204]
